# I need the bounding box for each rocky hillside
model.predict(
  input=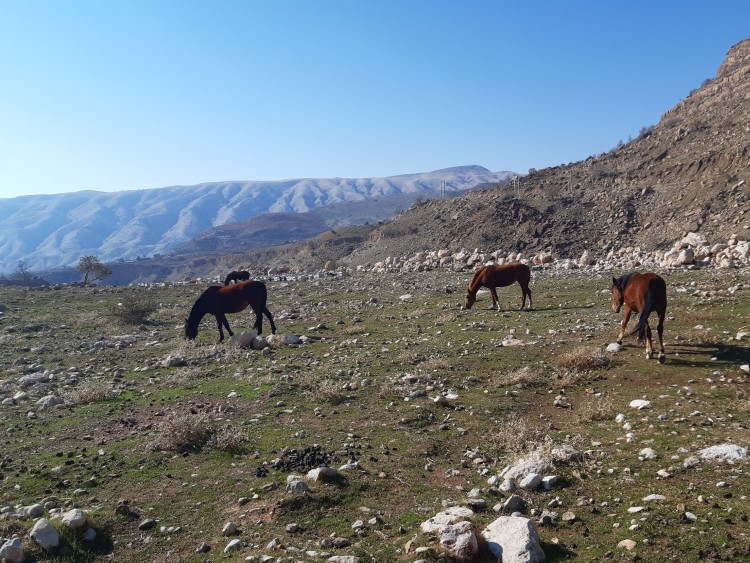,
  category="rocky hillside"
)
[342,39,750,266]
